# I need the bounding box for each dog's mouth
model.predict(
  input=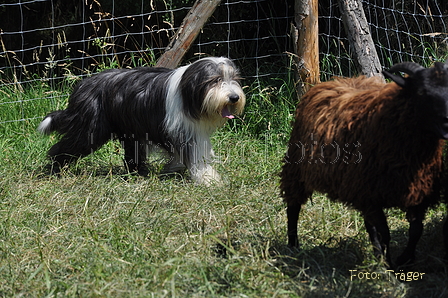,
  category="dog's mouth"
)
[221,105,235,119]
